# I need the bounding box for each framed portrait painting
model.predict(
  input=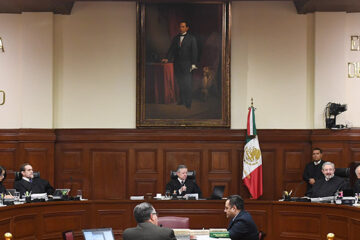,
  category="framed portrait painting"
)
[136,1,231,127]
